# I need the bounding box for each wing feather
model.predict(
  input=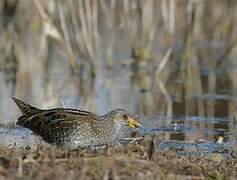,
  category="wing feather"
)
[22,108,102,142]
